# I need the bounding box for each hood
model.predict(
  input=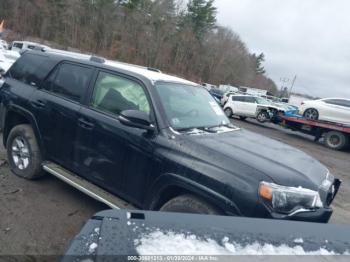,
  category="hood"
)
[178,128,328,189]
